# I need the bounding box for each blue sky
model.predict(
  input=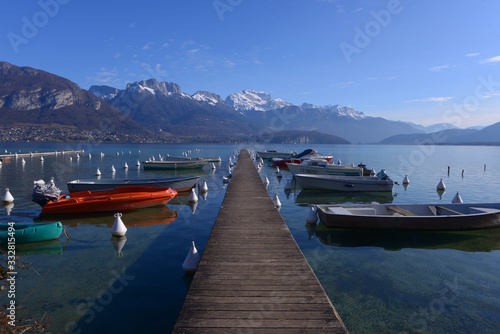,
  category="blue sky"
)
[1,0,500,127]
